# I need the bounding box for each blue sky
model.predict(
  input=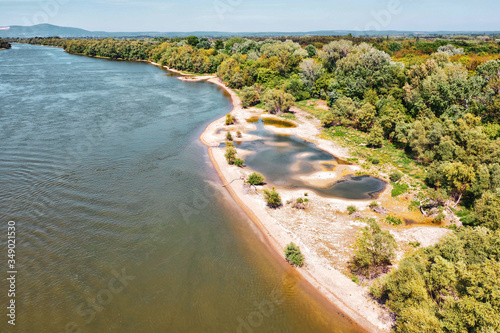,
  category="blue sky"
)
[1,0,499,32]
